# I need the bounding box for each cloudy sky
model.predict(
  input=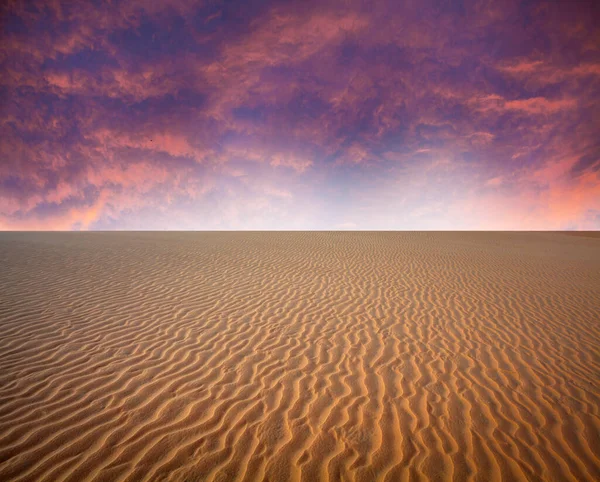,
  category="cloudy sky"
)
[1,0,599,230]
